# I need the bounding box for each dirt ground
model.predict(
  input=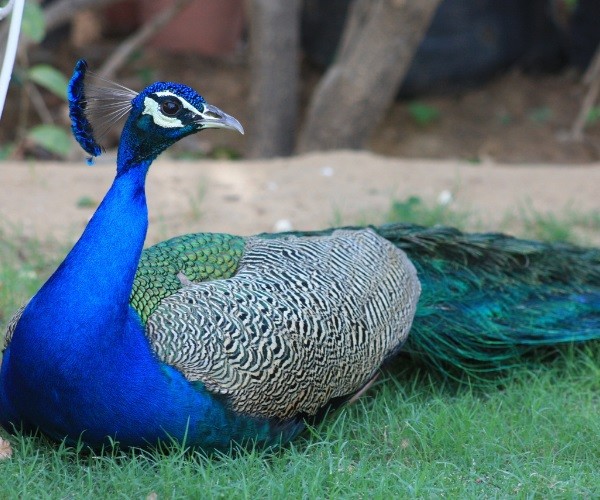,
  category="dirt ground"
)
[1,152,599,247]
